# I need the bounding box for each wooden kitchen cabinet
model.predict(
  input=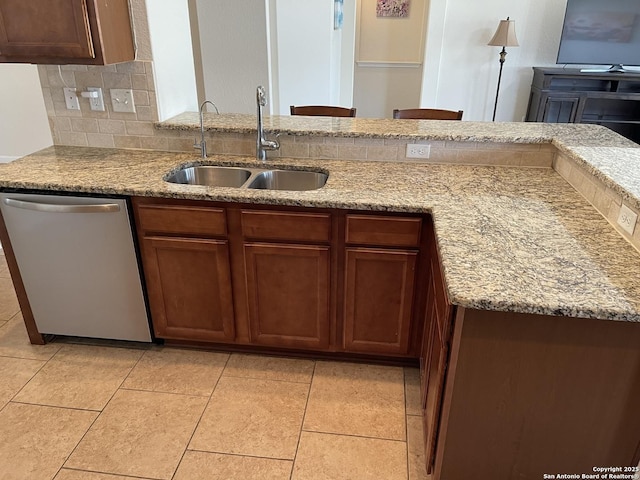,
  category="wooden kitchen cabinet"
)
[240,209,333,350]
[133,199,236,343]
[132,198,430,358]
[140,236,235,342]
[420,220,454,473]
[342,214,422,355]
[244,243,331,349]
[343,247,417,355]
[0,0,134,65]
